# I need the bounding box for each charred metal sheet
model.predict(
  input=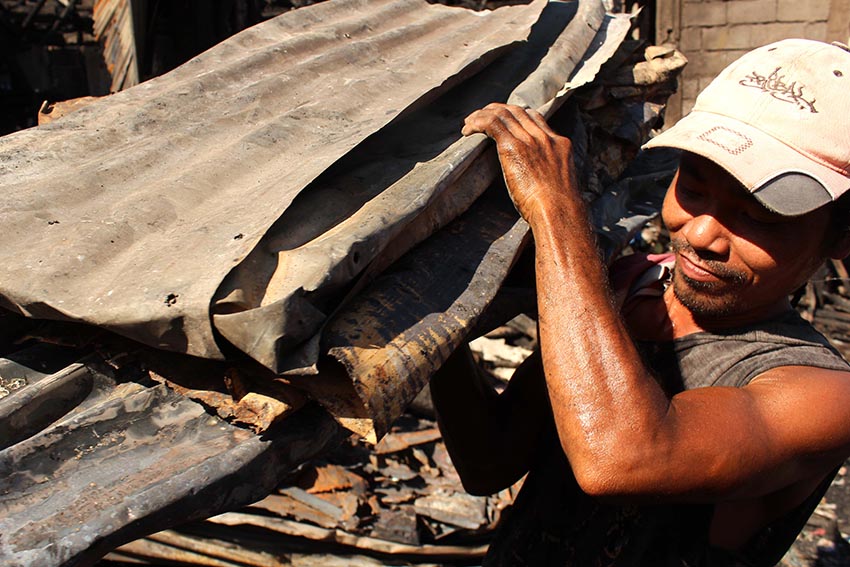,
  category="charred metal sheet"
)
[0,0,545,360]
[212,1,633,376]
[0,349,346,567]
[320,189,530,442]
[213,0,583,374]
